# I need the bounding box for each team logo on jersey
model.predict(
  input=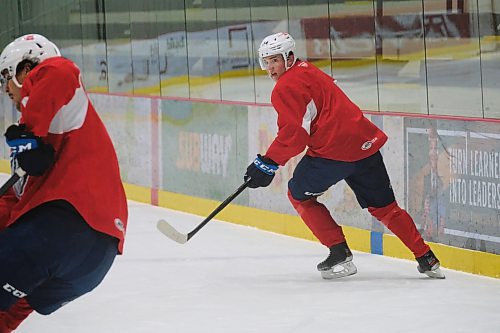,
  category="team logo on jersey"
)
[361,141,372,150]
[114,218,125,233]
[361,137,379,151]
